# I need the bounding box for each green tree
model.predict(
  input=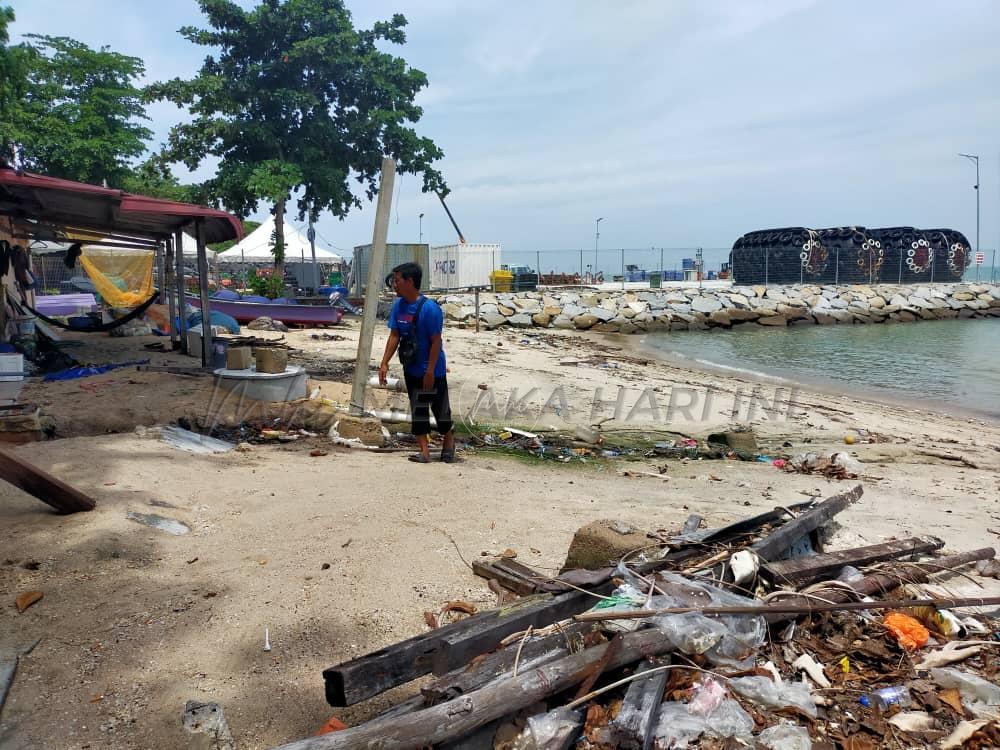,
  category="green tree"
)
[0,6,29,159]
[148,0,445,271]
[121,155,203,202]
[6,34,151,186]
